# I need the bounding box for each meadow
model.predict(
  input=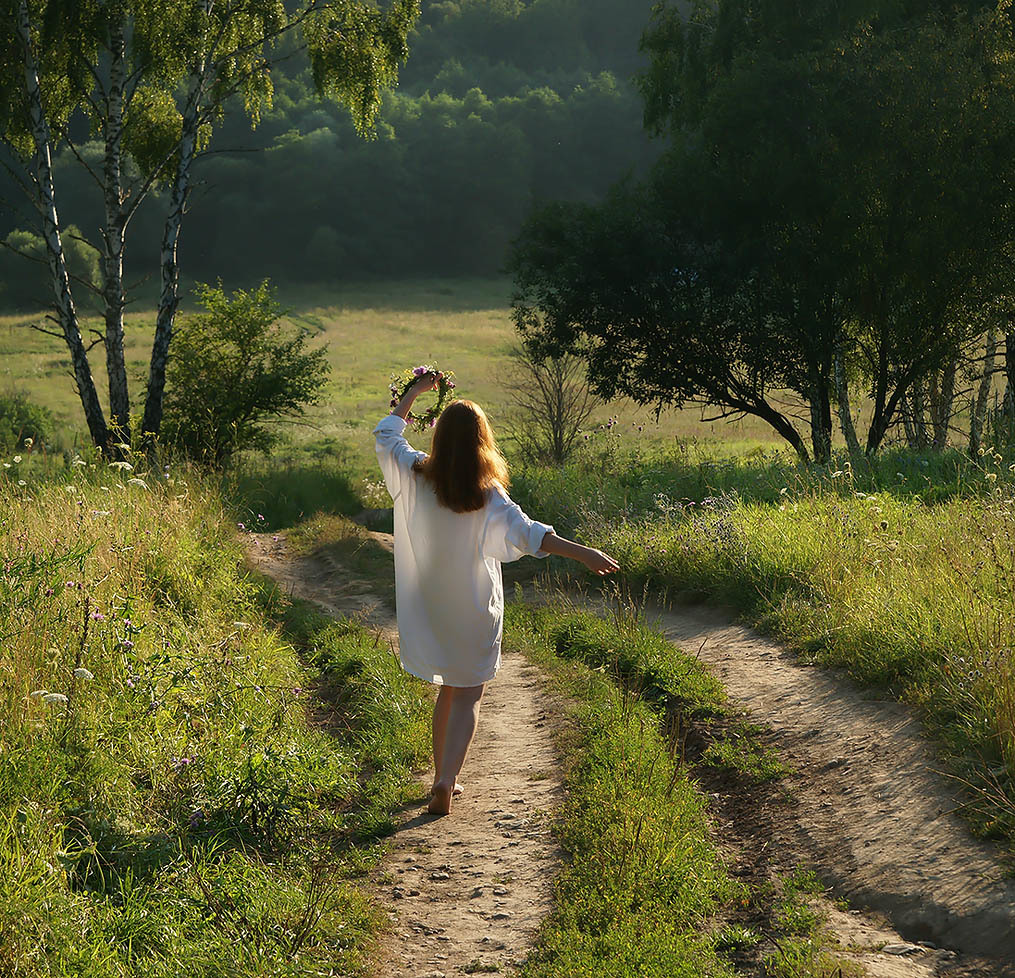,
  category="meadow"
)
[4,282,1015,976]
[5,281,1015,844]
